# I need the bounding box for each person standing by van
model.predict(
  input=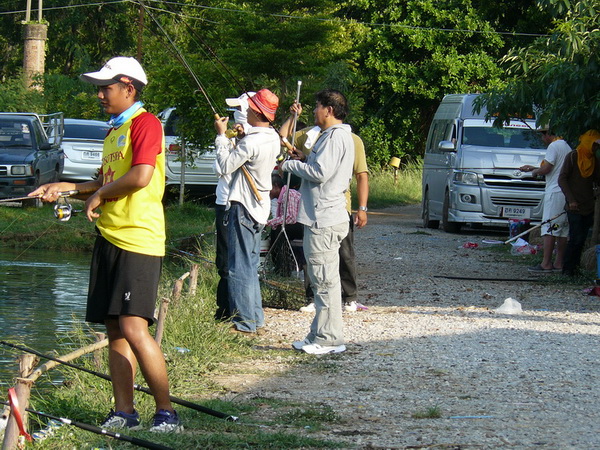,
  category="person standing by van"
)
[558,130,600,277]
[520,128,571,273]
